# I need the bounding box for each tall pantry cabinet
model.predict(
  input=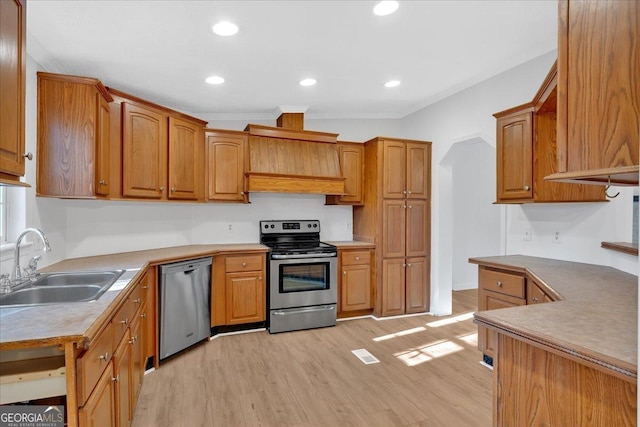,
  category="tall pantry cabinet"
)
[354,137,431,317]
